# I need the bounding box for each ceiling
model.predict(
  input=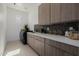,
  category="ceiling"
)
[22,3,41,8]
[7,3,41,12]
